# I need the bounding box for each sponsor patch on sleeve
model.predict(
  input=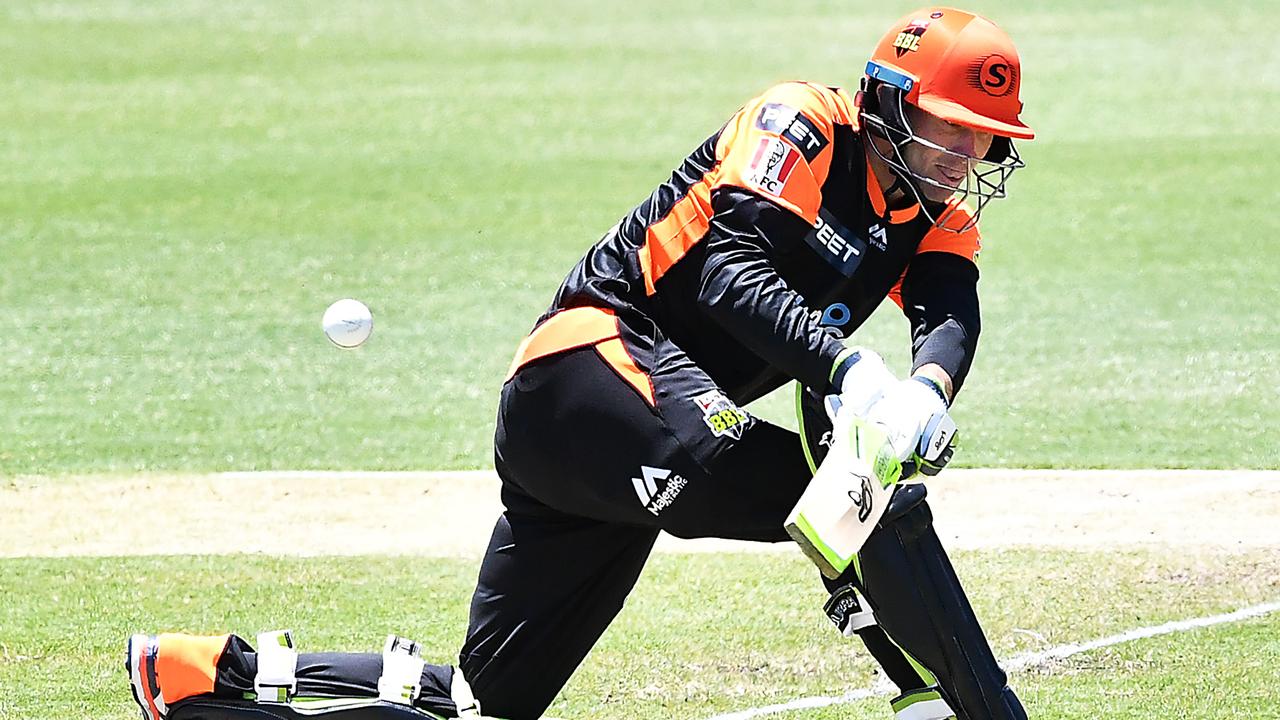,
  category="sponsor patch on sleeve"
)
[755,103,829,162]
[745,137,802,196]
[692,389,752,440]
